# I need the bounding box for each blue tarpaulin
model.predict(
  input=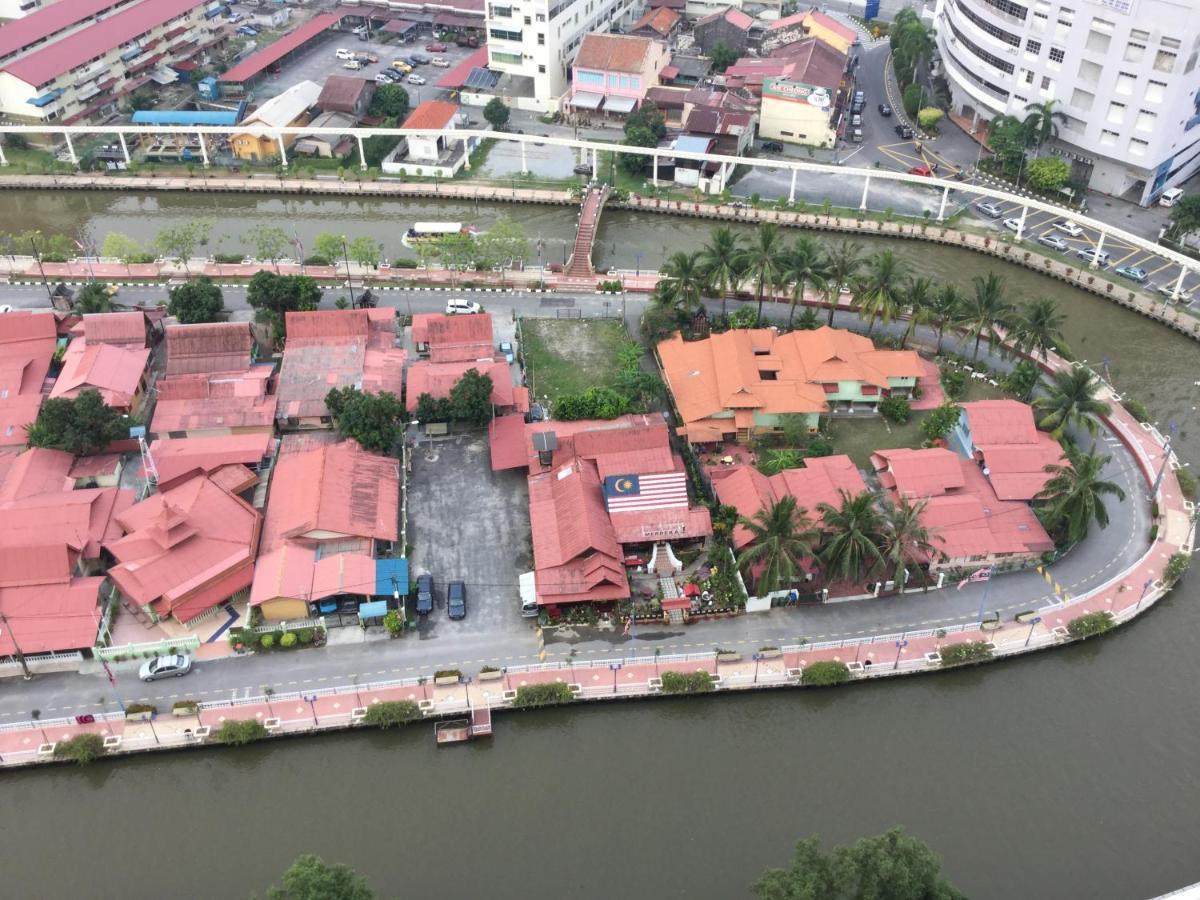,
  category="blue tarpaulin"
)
[358,600,388,619]
[375,558,409,597]
[27,89,63,108]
